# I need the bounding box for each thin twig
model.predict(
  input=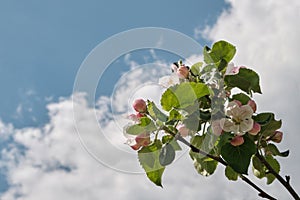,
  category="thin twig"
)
[256,153,300,200]
[162,126,276,200]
